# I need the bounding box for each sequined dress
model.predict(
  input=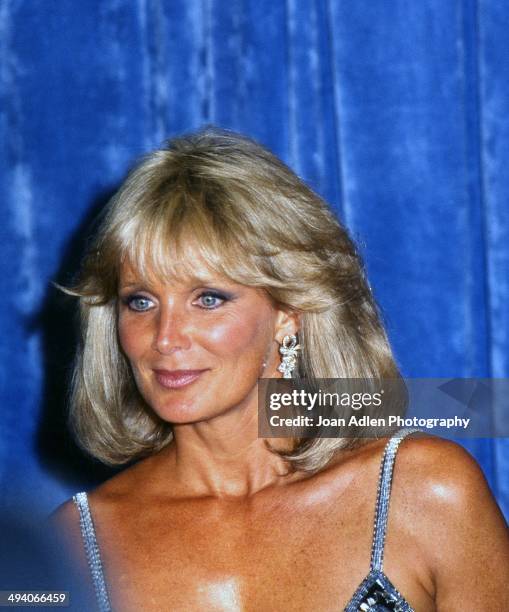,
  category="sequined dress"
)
[73,427,420,611]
